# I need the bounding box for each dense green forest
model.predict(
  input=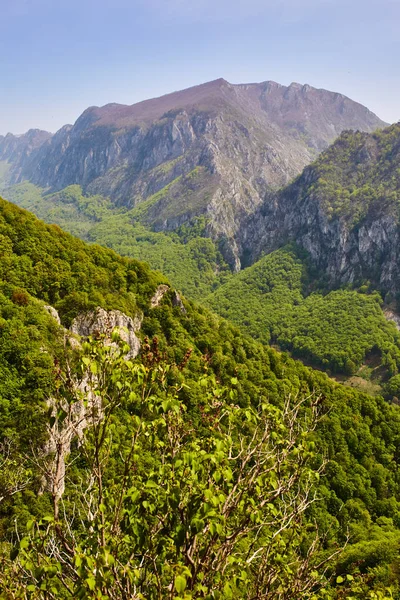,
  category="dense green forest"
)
[5,180,400,397]
[1,197,400,597]
[207,247,400,394]
[2,182,230,301]
[298,123,400,225]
